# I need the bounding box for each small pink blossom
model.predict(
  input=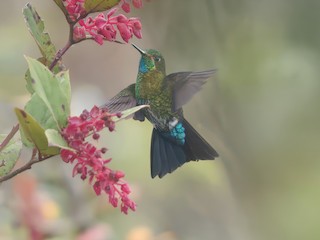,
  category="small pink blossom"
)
[60,106,136,214]
[117,23,132,43]
[63,0,86,21]
[132,0,143,9]
[120,0,143,13]
[121,1,131,13]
